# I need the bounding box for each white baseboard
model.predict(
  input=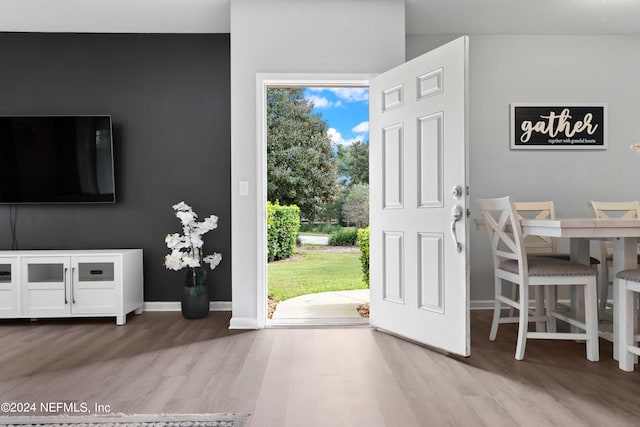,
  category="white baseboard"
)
[142,299,571,326]
[470,299,572,311]
[143,301,232,312]
[471,300,495,310]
